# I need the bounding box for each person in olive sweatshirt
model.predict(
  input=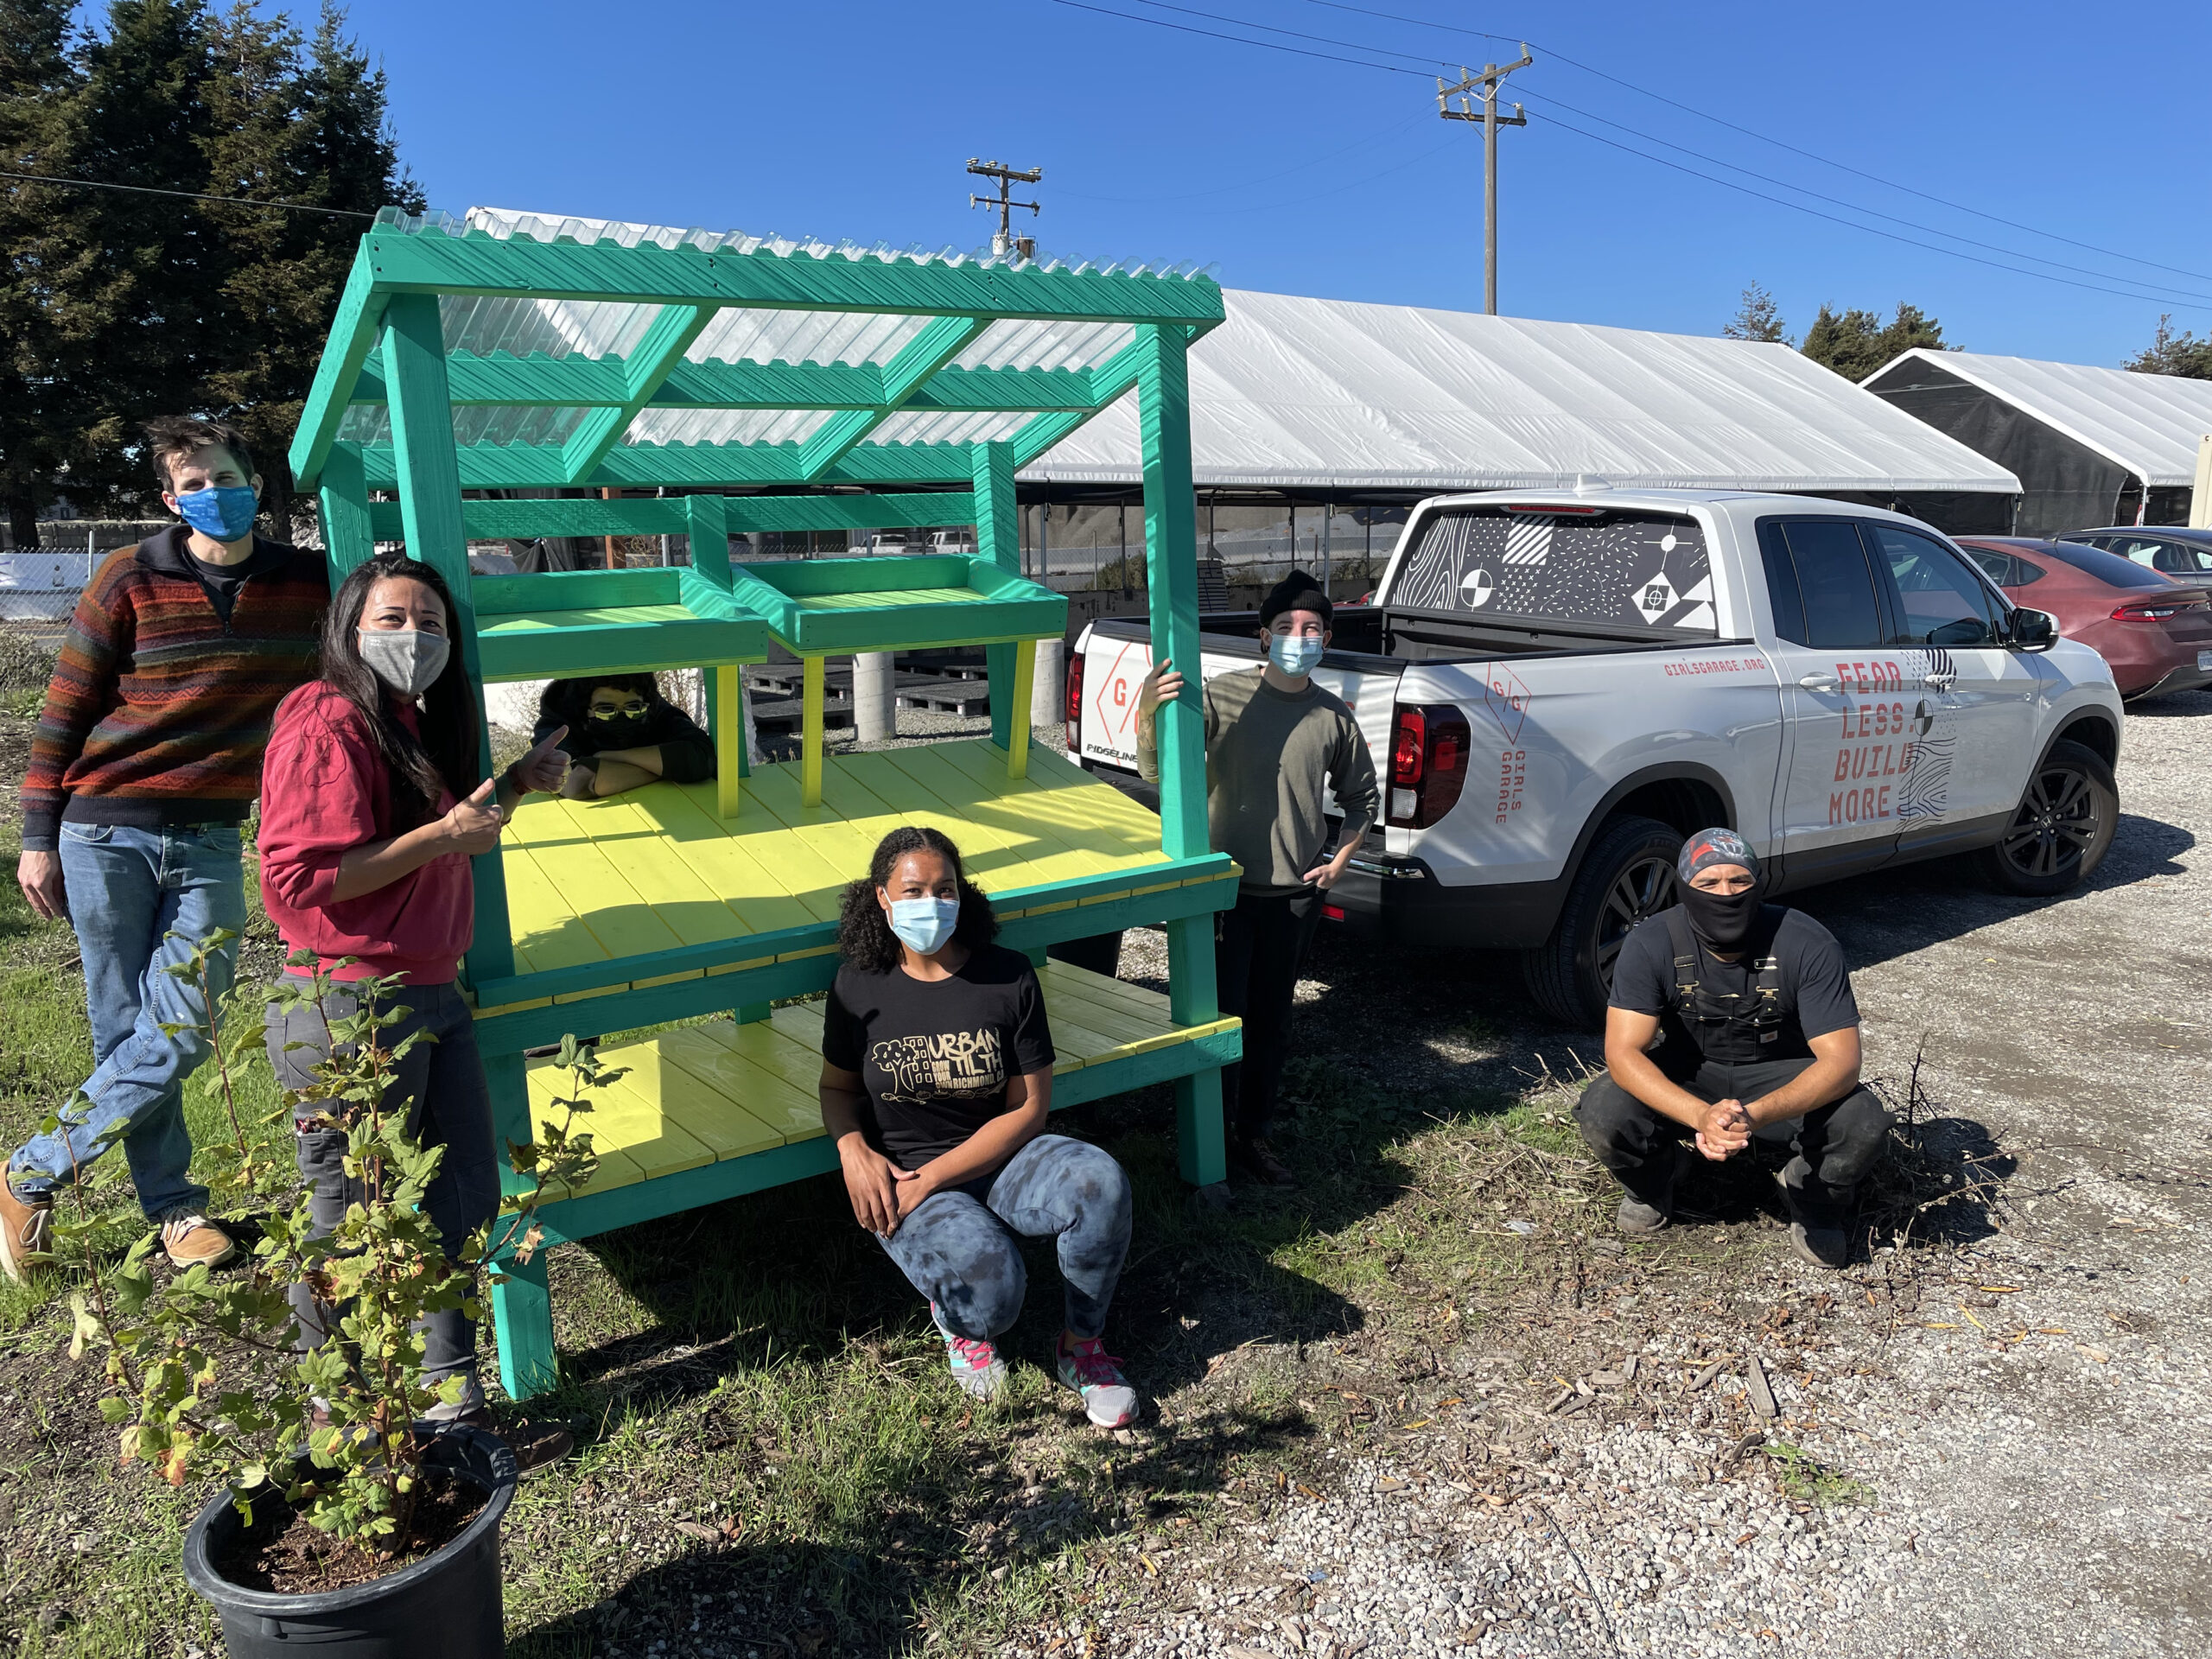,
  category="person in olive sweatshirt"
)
[1135,570,1379,1187]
